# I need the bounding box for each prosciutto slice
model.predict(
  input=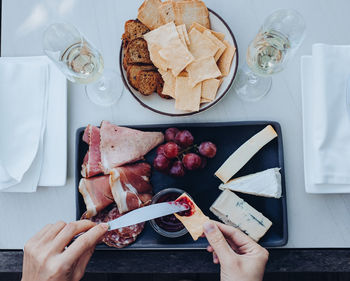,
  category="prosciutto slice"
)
[100,121,164,174]
[110,162,153,214]
[81,125,103,178]
[78,175,114,218]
